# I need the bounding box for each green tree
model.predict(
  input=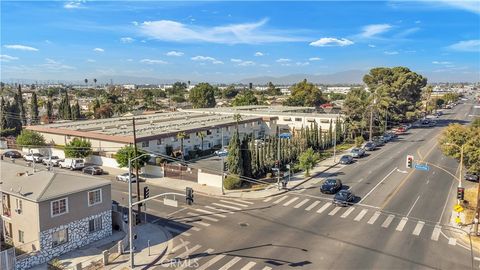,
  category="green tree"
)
[189,83,216,108]
[298,147,319,177]
[231,90,258,106]
[64,138,92,158]
[222,85,239,99]
[266,82,282,96]
[17,85,26,125]
[58,90,71,120]
[16,130,46,147]
[472,118,480,128]
[197,131,206,151]
[177,132,186,160]
[227,129,244,176]
[71,100,81,120]
[343,87,369,138]
[115,145,150,171]
[283,79,326,107]
[46,99,53,122]
[30,92,39,124]
[439,123,480,173]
